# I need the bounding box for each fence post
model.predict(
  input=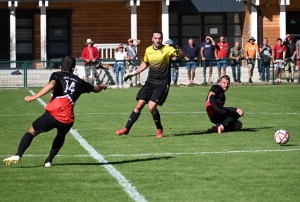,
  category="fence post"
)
[203,59,207,85]
[24,61,28,88]
[271,60,275,85]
